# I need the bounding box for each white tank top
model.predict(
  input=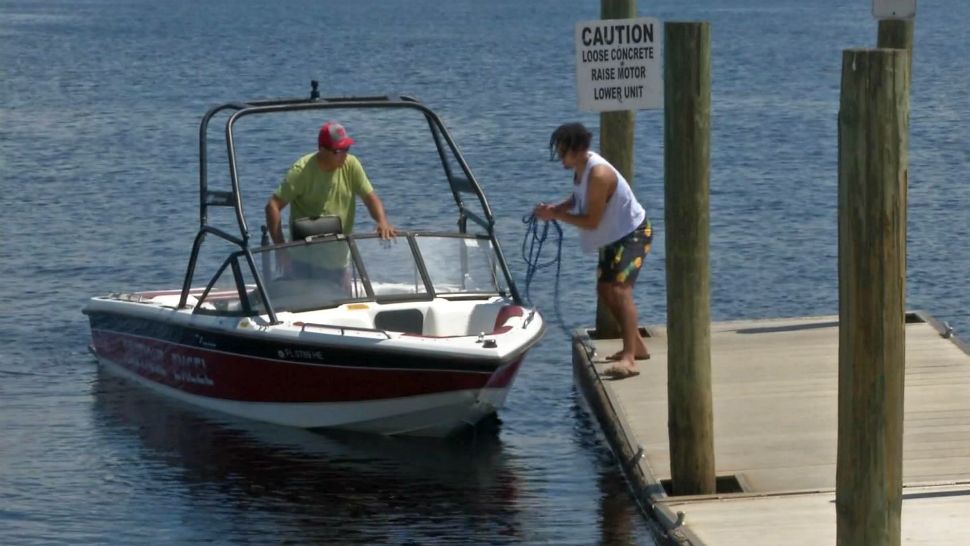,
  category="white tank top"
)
[572,151,646,254]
